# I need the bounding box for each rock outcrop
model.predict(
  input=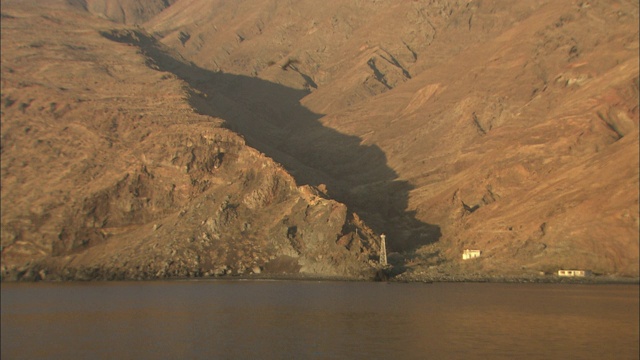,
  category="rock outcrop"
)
[0,1,379,281]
